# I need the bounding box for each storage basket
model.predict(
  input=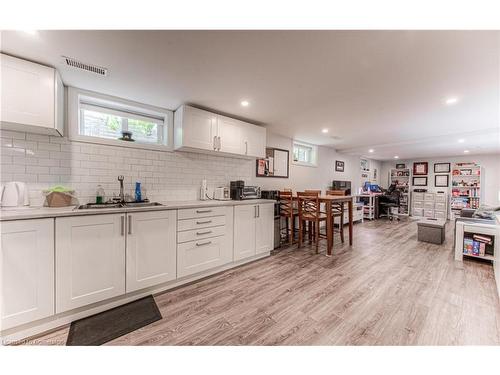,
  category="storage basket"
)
[45,191,74,207]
